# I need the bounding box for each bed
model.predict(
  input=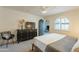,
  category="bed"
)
[33,33,77,52]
